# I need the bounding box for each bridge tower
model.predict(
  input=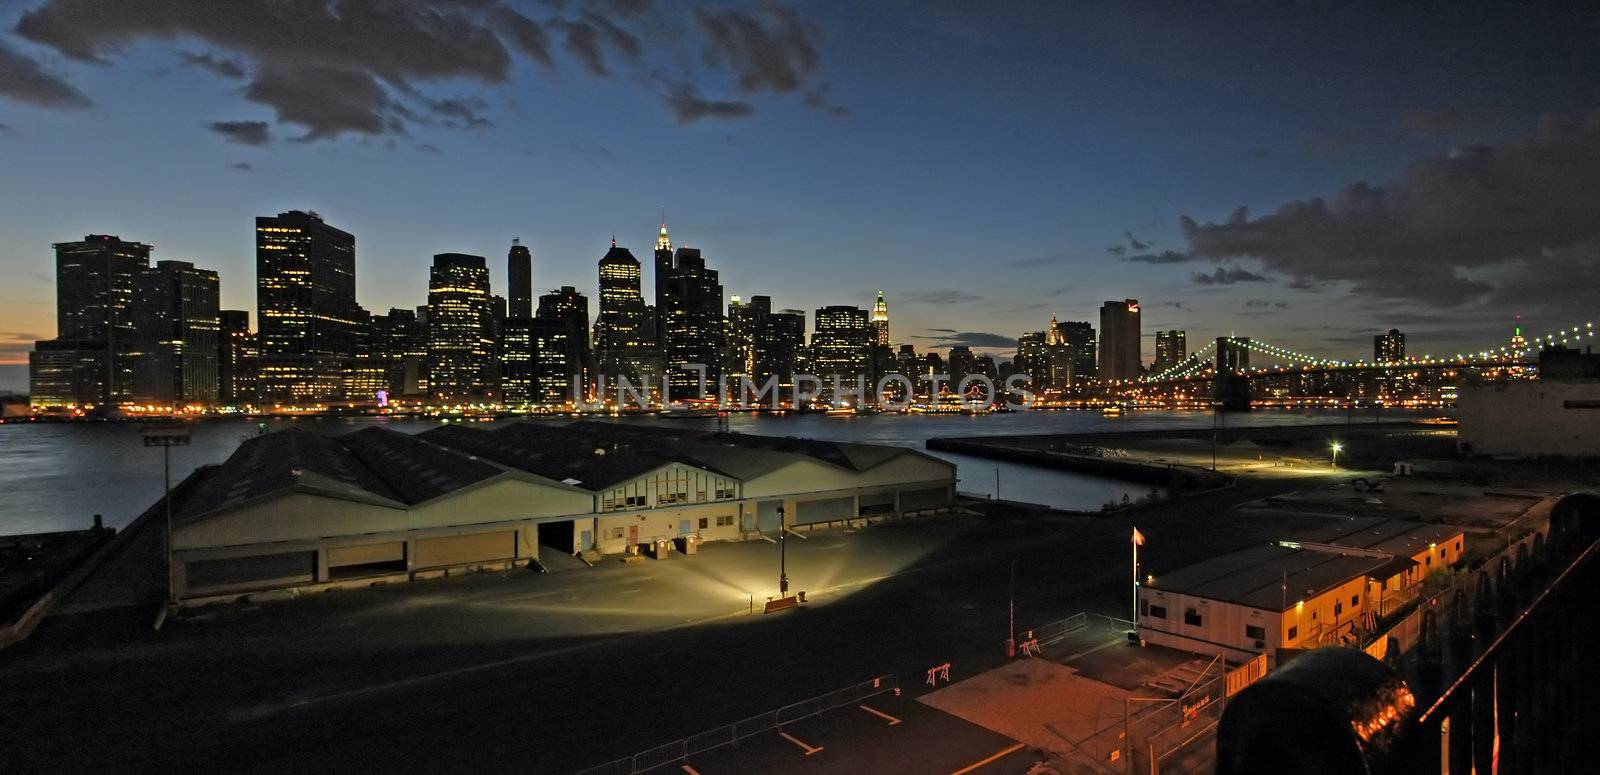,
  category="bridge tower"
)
[1214,337,1253,410]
